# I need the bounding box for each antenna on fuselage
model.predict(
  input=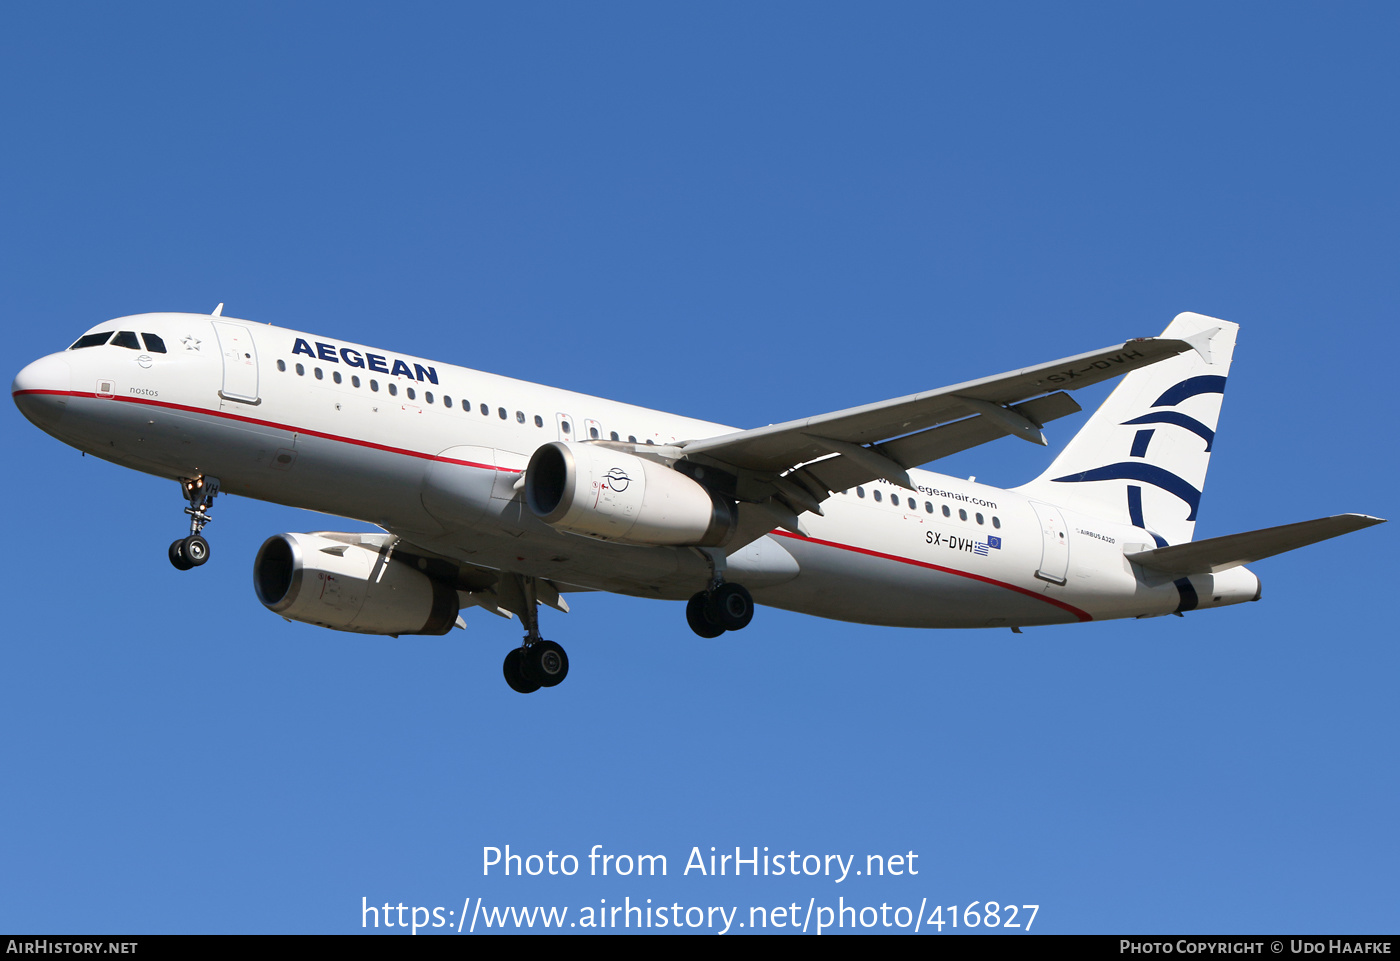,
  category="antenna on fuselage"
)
[211,303,224,316]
